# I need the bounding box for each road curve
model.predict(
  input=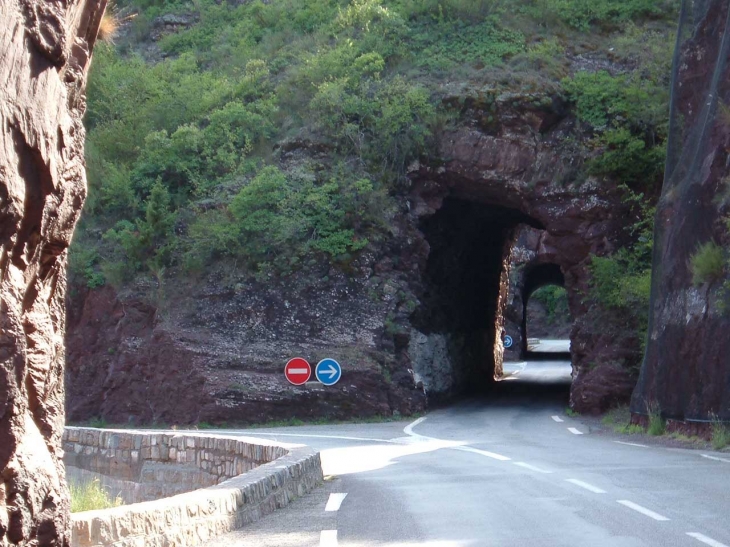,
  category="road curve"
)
[206,362,730,547]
